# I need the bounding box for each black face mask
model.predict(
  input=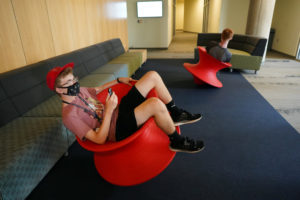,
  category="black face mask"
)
[59,82,80,96]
